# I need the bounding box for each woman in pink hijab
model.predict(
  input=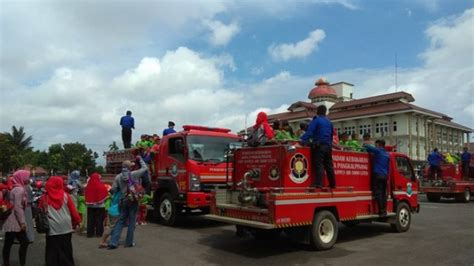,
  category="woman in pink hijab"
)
[2,170,31,266]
